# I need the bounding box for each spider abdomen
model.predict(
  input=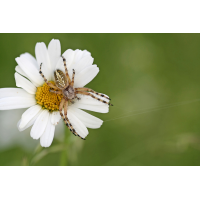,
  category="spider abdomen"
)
[54,70,68,89]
